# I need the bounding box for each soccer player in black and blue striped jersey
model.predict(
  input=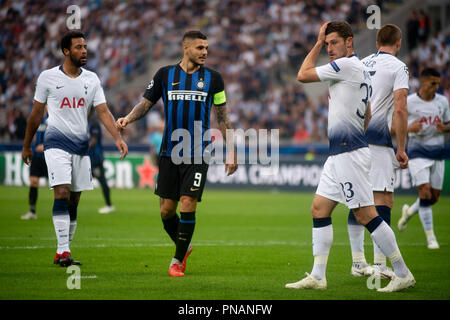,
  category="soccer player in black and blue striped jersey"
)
[117,30,238,277]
